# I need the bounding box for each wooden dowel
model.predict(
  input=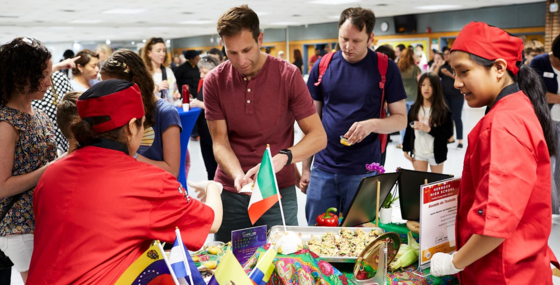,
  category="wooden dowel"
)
[376,181,380,227]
